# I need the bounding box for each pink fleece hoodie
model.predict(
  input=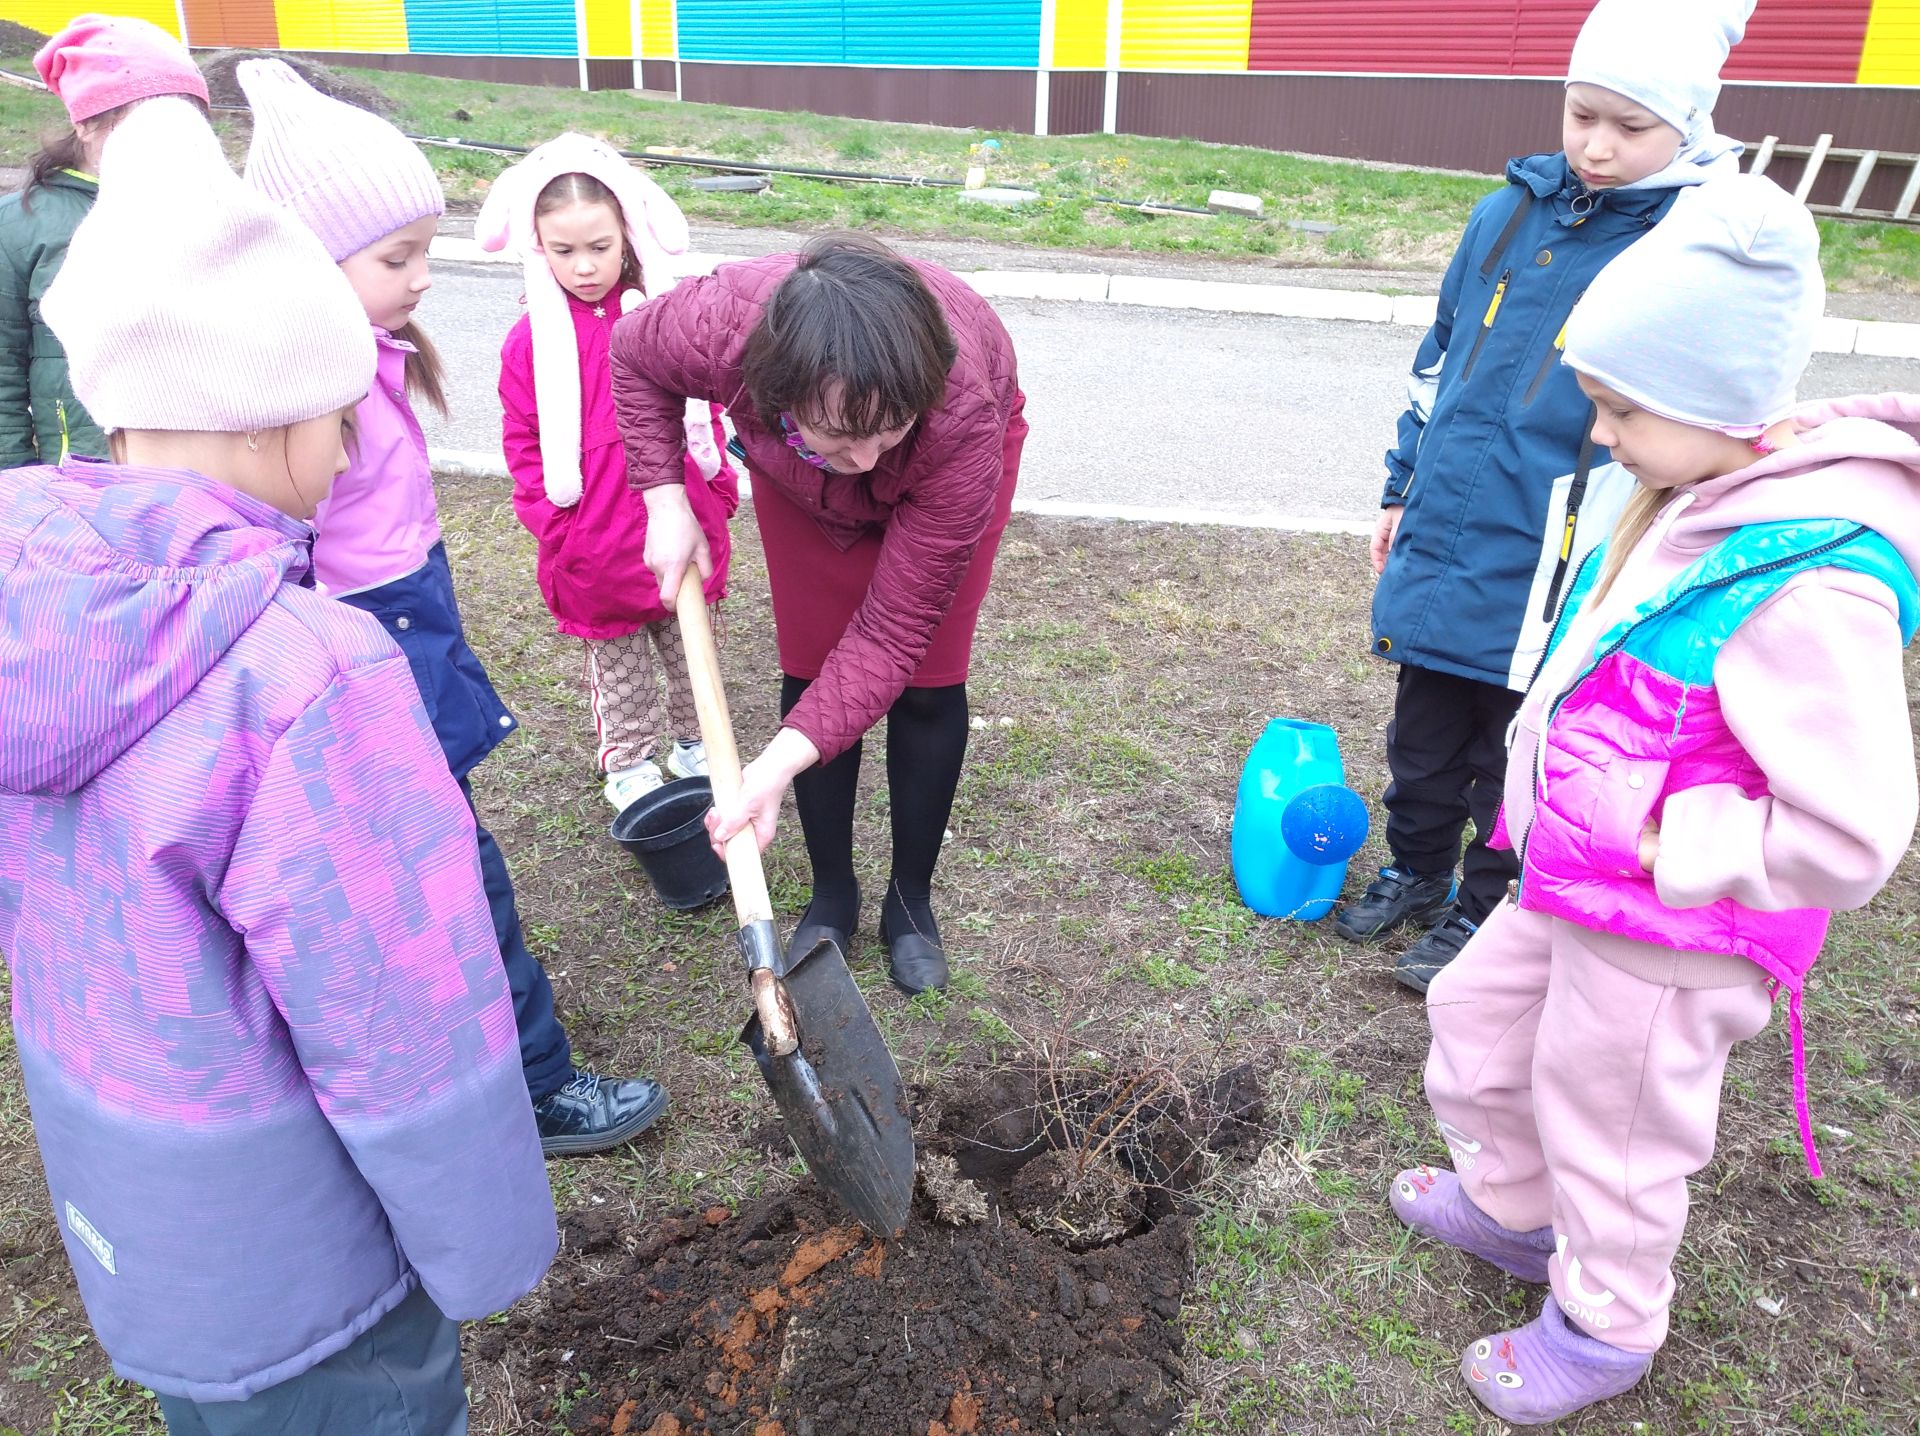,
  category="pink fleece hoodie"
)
[1504,392,1920,974]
